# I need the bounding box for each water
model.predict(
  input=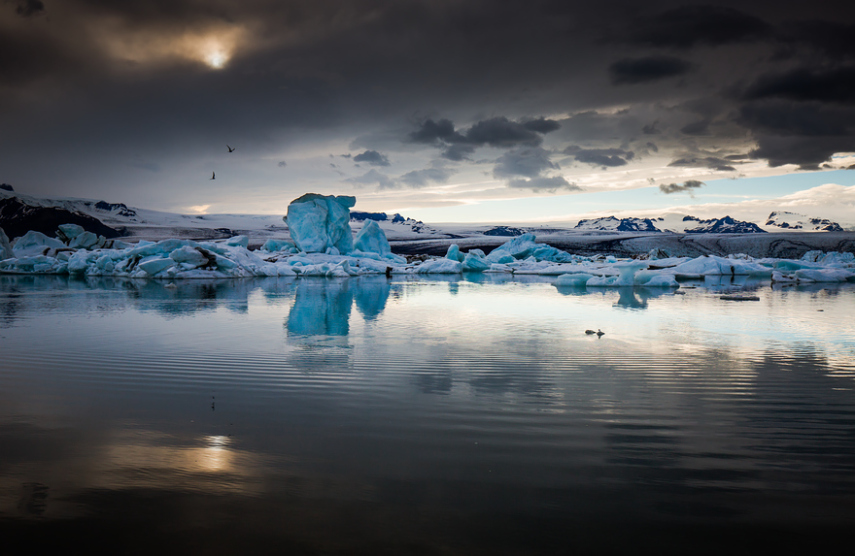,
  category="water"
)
[1,274,855,554]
